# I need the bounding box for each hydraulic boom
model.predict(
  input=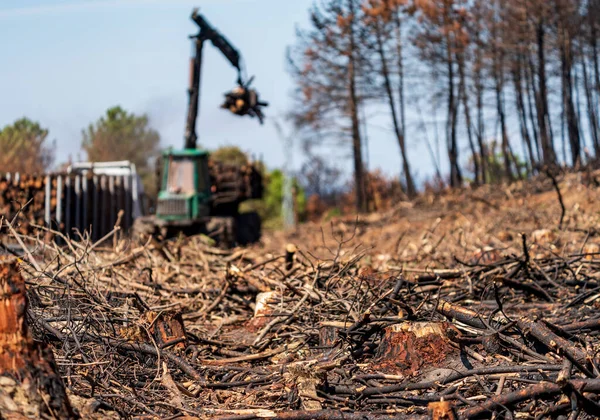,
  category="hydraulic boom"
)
[184,8,267,150]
